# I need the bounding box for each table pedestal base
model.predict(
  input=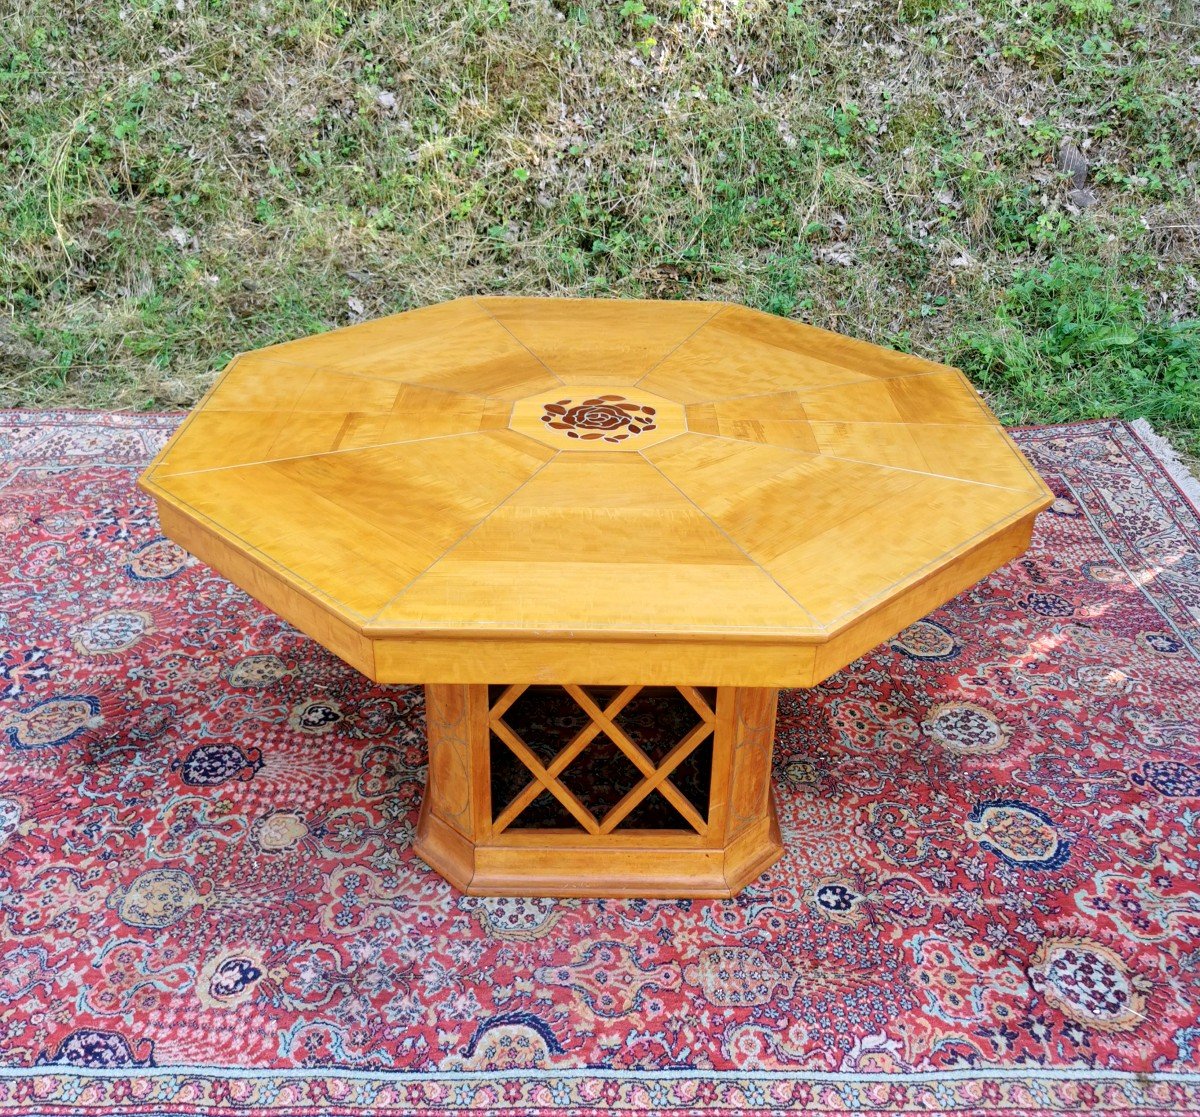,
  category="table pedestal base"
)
[414,682,783,898]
